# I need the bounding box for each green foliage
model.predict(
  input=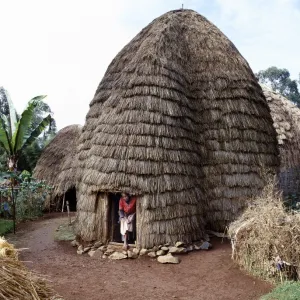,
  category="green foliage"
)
[256,67,300,106]
[15,179,51,221]
[261,282,300,300]
[0,219,13,235]
[0,87,57,172]
[0,172,53,222]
